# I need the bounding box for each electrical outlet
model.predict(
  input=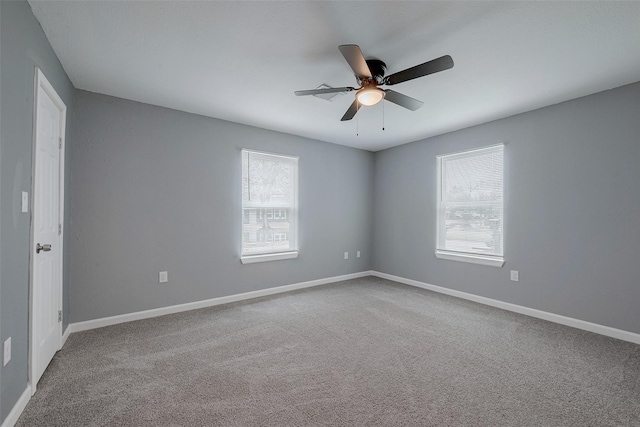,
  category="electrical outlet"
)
[159,271,168,283]
[357,251,361,258]
[510,270,519,282]
[4,337,11,366]
[344,252,349,260]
